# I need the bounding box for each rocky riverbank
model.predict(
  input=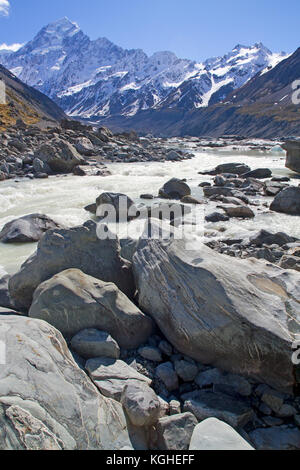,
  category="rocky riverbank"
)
[0,120,195,181]
[0,119,292,182]
[0,215,299,450]
[0,127,300,451]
